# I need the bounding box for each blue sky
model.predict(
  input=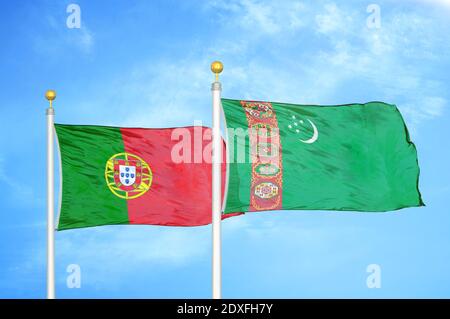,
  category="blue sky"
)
[1,0,450,298]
